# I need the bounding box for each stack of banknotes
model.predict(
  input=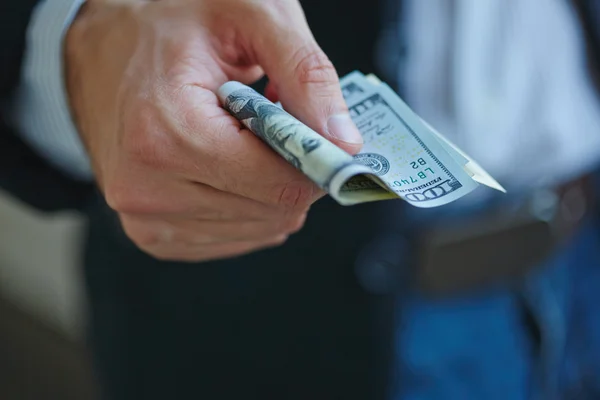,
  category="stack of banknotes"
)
[218,71,505,208]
